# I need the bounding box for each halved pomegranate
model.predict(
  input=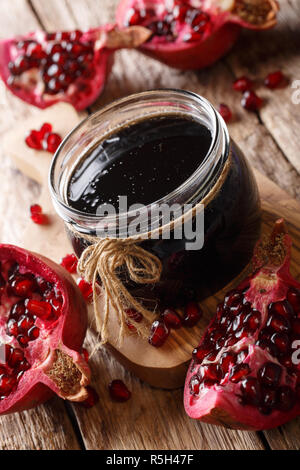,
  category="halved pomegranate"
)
[0,26,150,110]
[116,0,279,70]
[184,220,300,430]
[0,244,90,414]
